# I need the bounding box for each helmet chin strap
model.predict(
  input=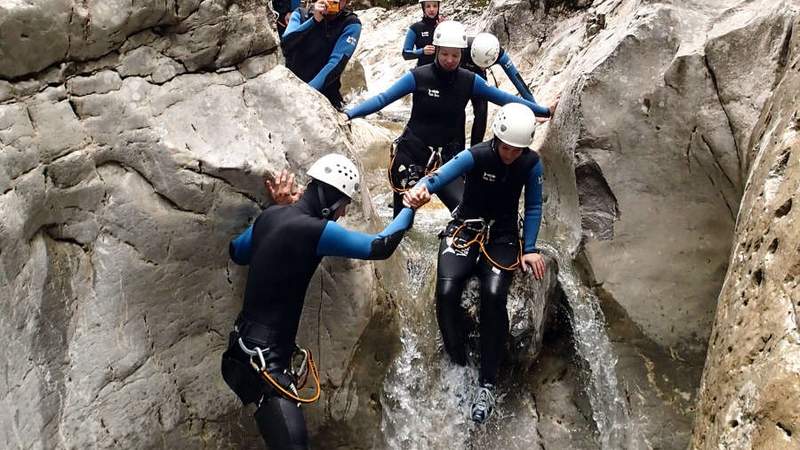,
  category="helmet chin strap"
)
[317,183,349,219]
